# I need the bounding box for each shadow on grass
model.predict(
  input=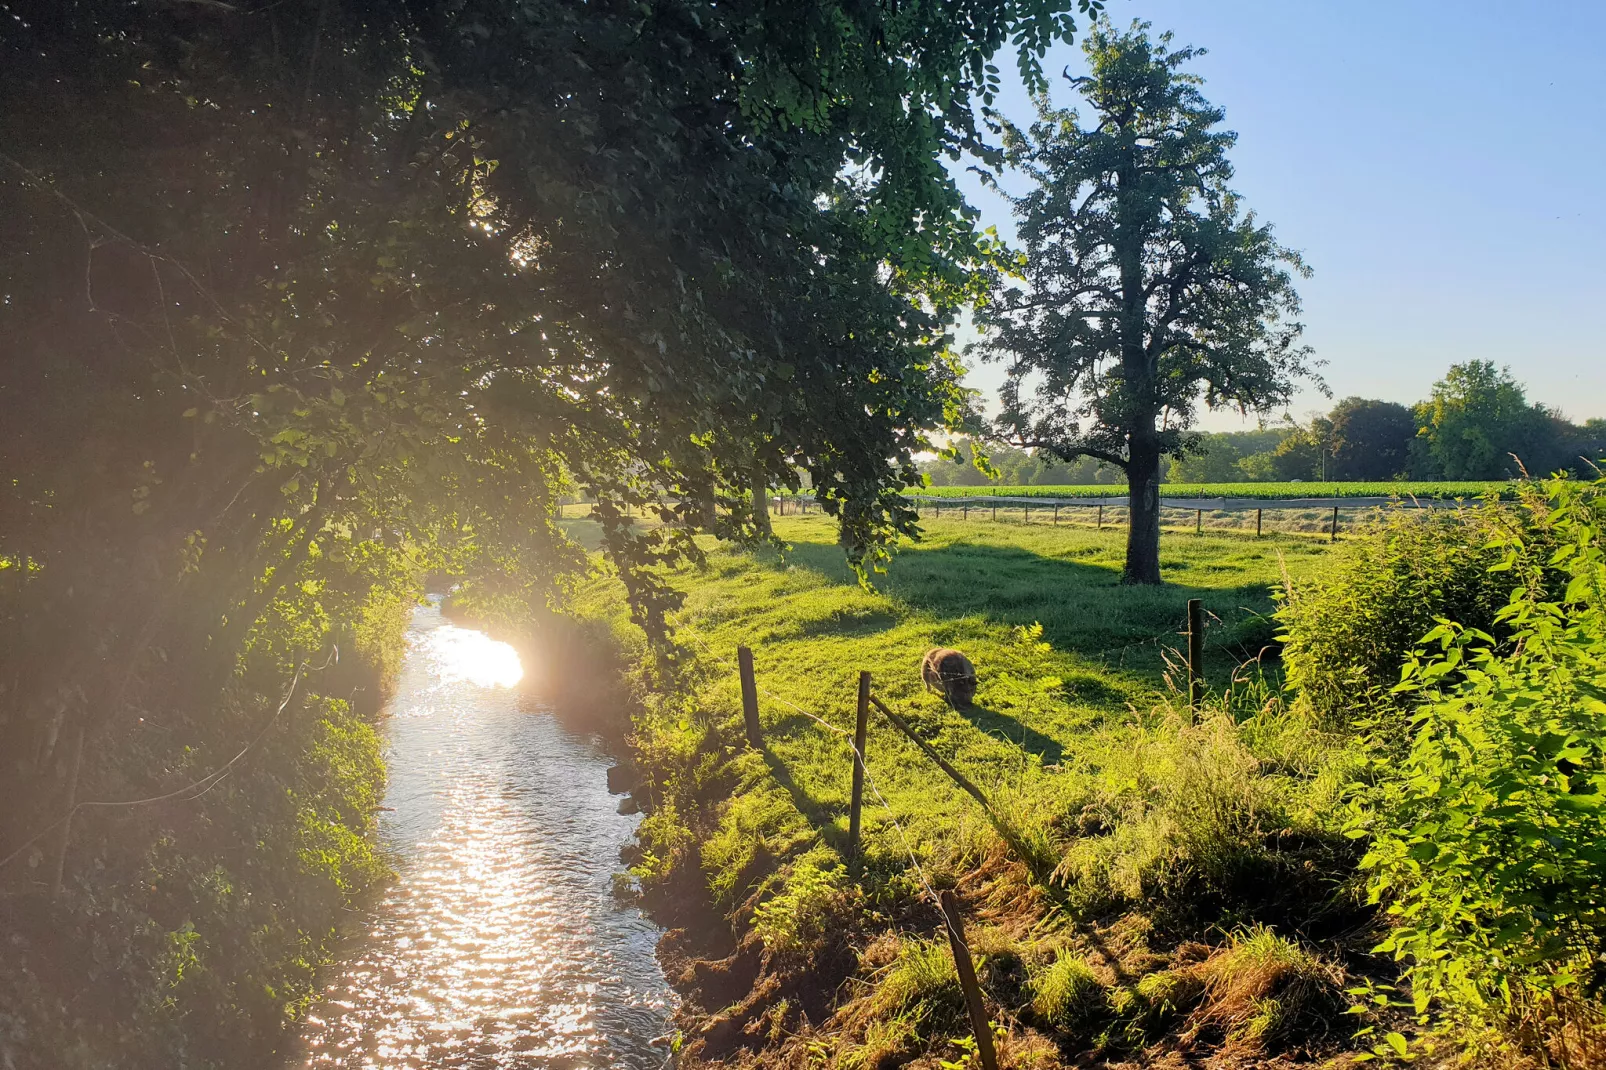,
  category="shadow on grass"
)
[952,700,1064,764]
[758,744,846,849]
[781,538,1275,682]
[794,608,899,638]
